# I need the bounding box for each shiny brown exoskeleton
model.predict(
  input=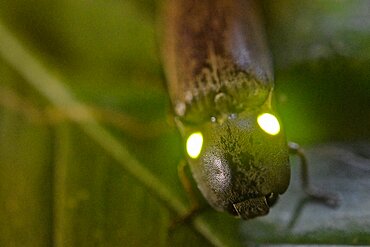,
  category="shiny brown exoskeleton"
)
[162,0,336,220]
